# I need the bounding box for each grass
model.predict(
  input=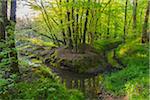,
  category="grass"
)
[103,39,149,99]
